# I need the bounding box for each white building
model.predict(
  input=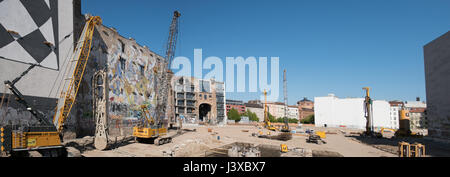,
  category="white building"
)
[288,106,299,120]
[389,106,400,129]
[314,94,392,130]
